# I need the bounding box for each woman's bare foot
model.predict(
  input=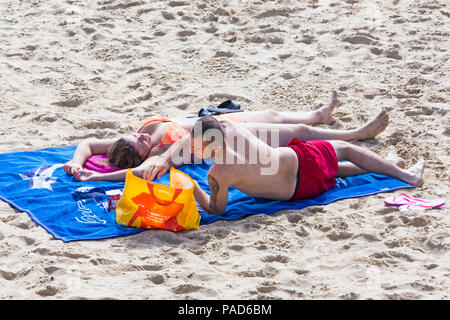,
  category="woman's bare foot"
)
[357,109,389,140]
[405,157,425,186]
[318,90,338,124]
[386,147,406,169]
